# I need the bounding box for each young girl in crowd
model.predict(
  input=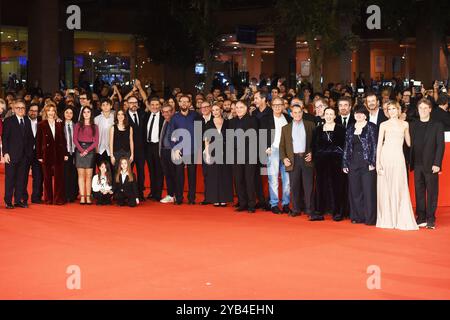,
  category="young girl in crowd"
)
[92,161,114,205]
[114,158,138,207]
